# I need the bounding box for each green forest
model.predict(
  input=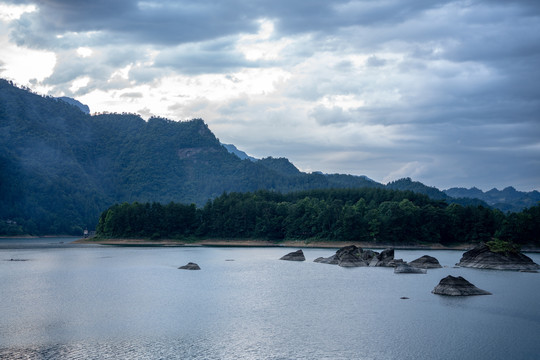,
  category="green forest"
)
[96,188,540,246]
